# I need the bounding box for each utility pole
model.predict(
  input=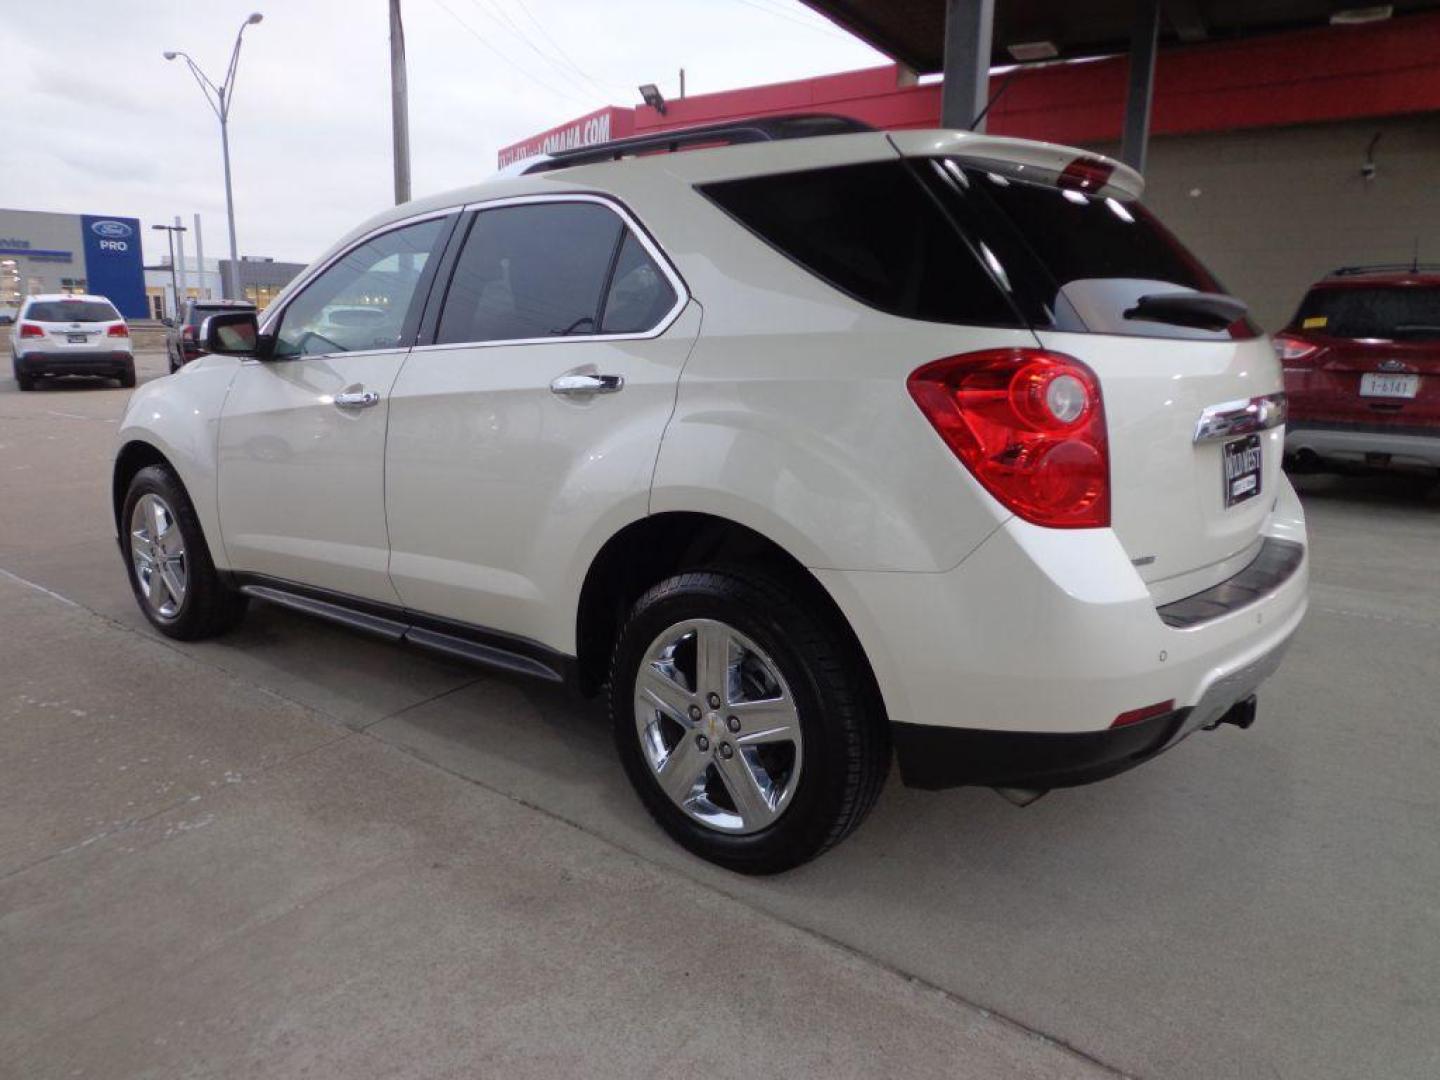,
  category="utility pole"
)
[174,214,188,306]
[390,0,412,205]
[193,213,207,300]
